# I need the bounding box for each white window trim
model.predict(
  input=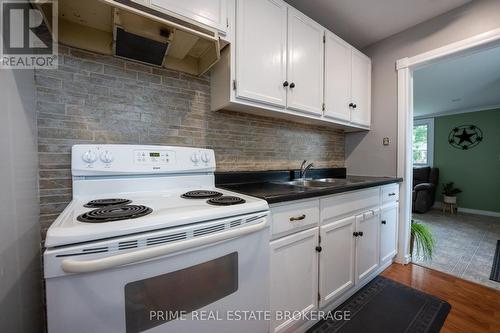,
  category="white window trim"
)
[413,118,434,167]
